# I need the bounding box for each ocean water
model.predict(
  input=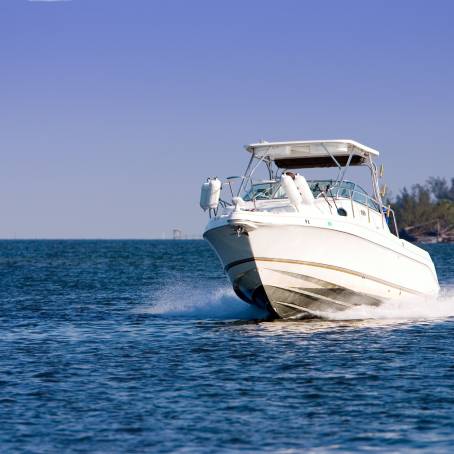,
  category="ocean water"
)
[1,240,454,453]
